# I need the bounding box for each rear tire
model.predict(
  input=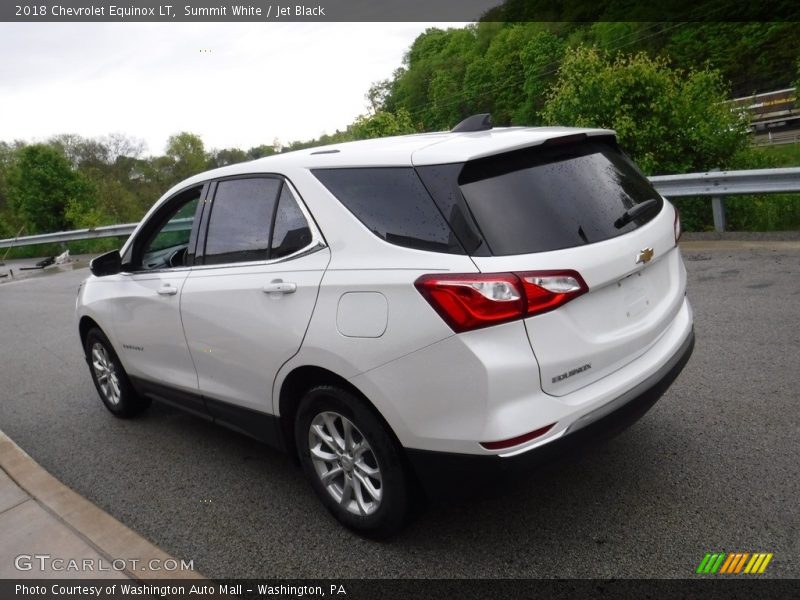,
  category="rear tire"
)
[84,328,150,418]
[295,385,411,538]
